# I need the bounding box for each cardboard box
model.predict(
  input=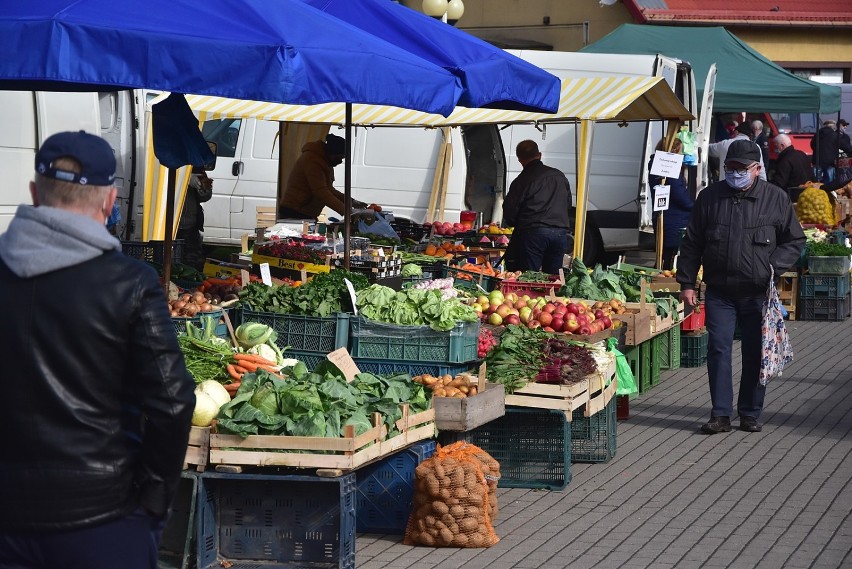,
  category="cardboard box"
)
[202,258,250,279]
